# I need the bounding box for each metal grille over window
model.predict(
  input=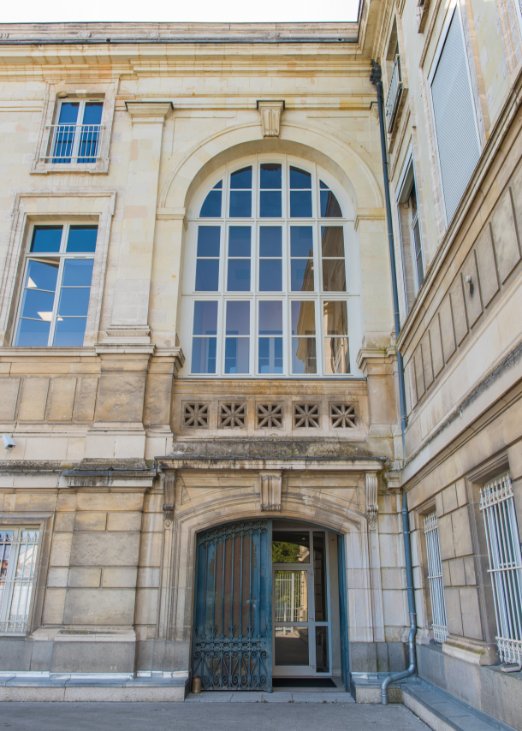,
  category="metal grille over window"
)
[480,475,522,666]
[423,513,448,643]
[218,402,247,429]
[182,402,209,428]
[293,403,320,428]
[256,403,283,429]
[45,100,103,164]
[0,528,40,634]
[330,403,356,429]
